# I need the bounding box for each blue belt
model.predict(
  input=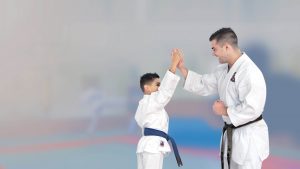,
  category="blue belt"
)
[144,128,183,167]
